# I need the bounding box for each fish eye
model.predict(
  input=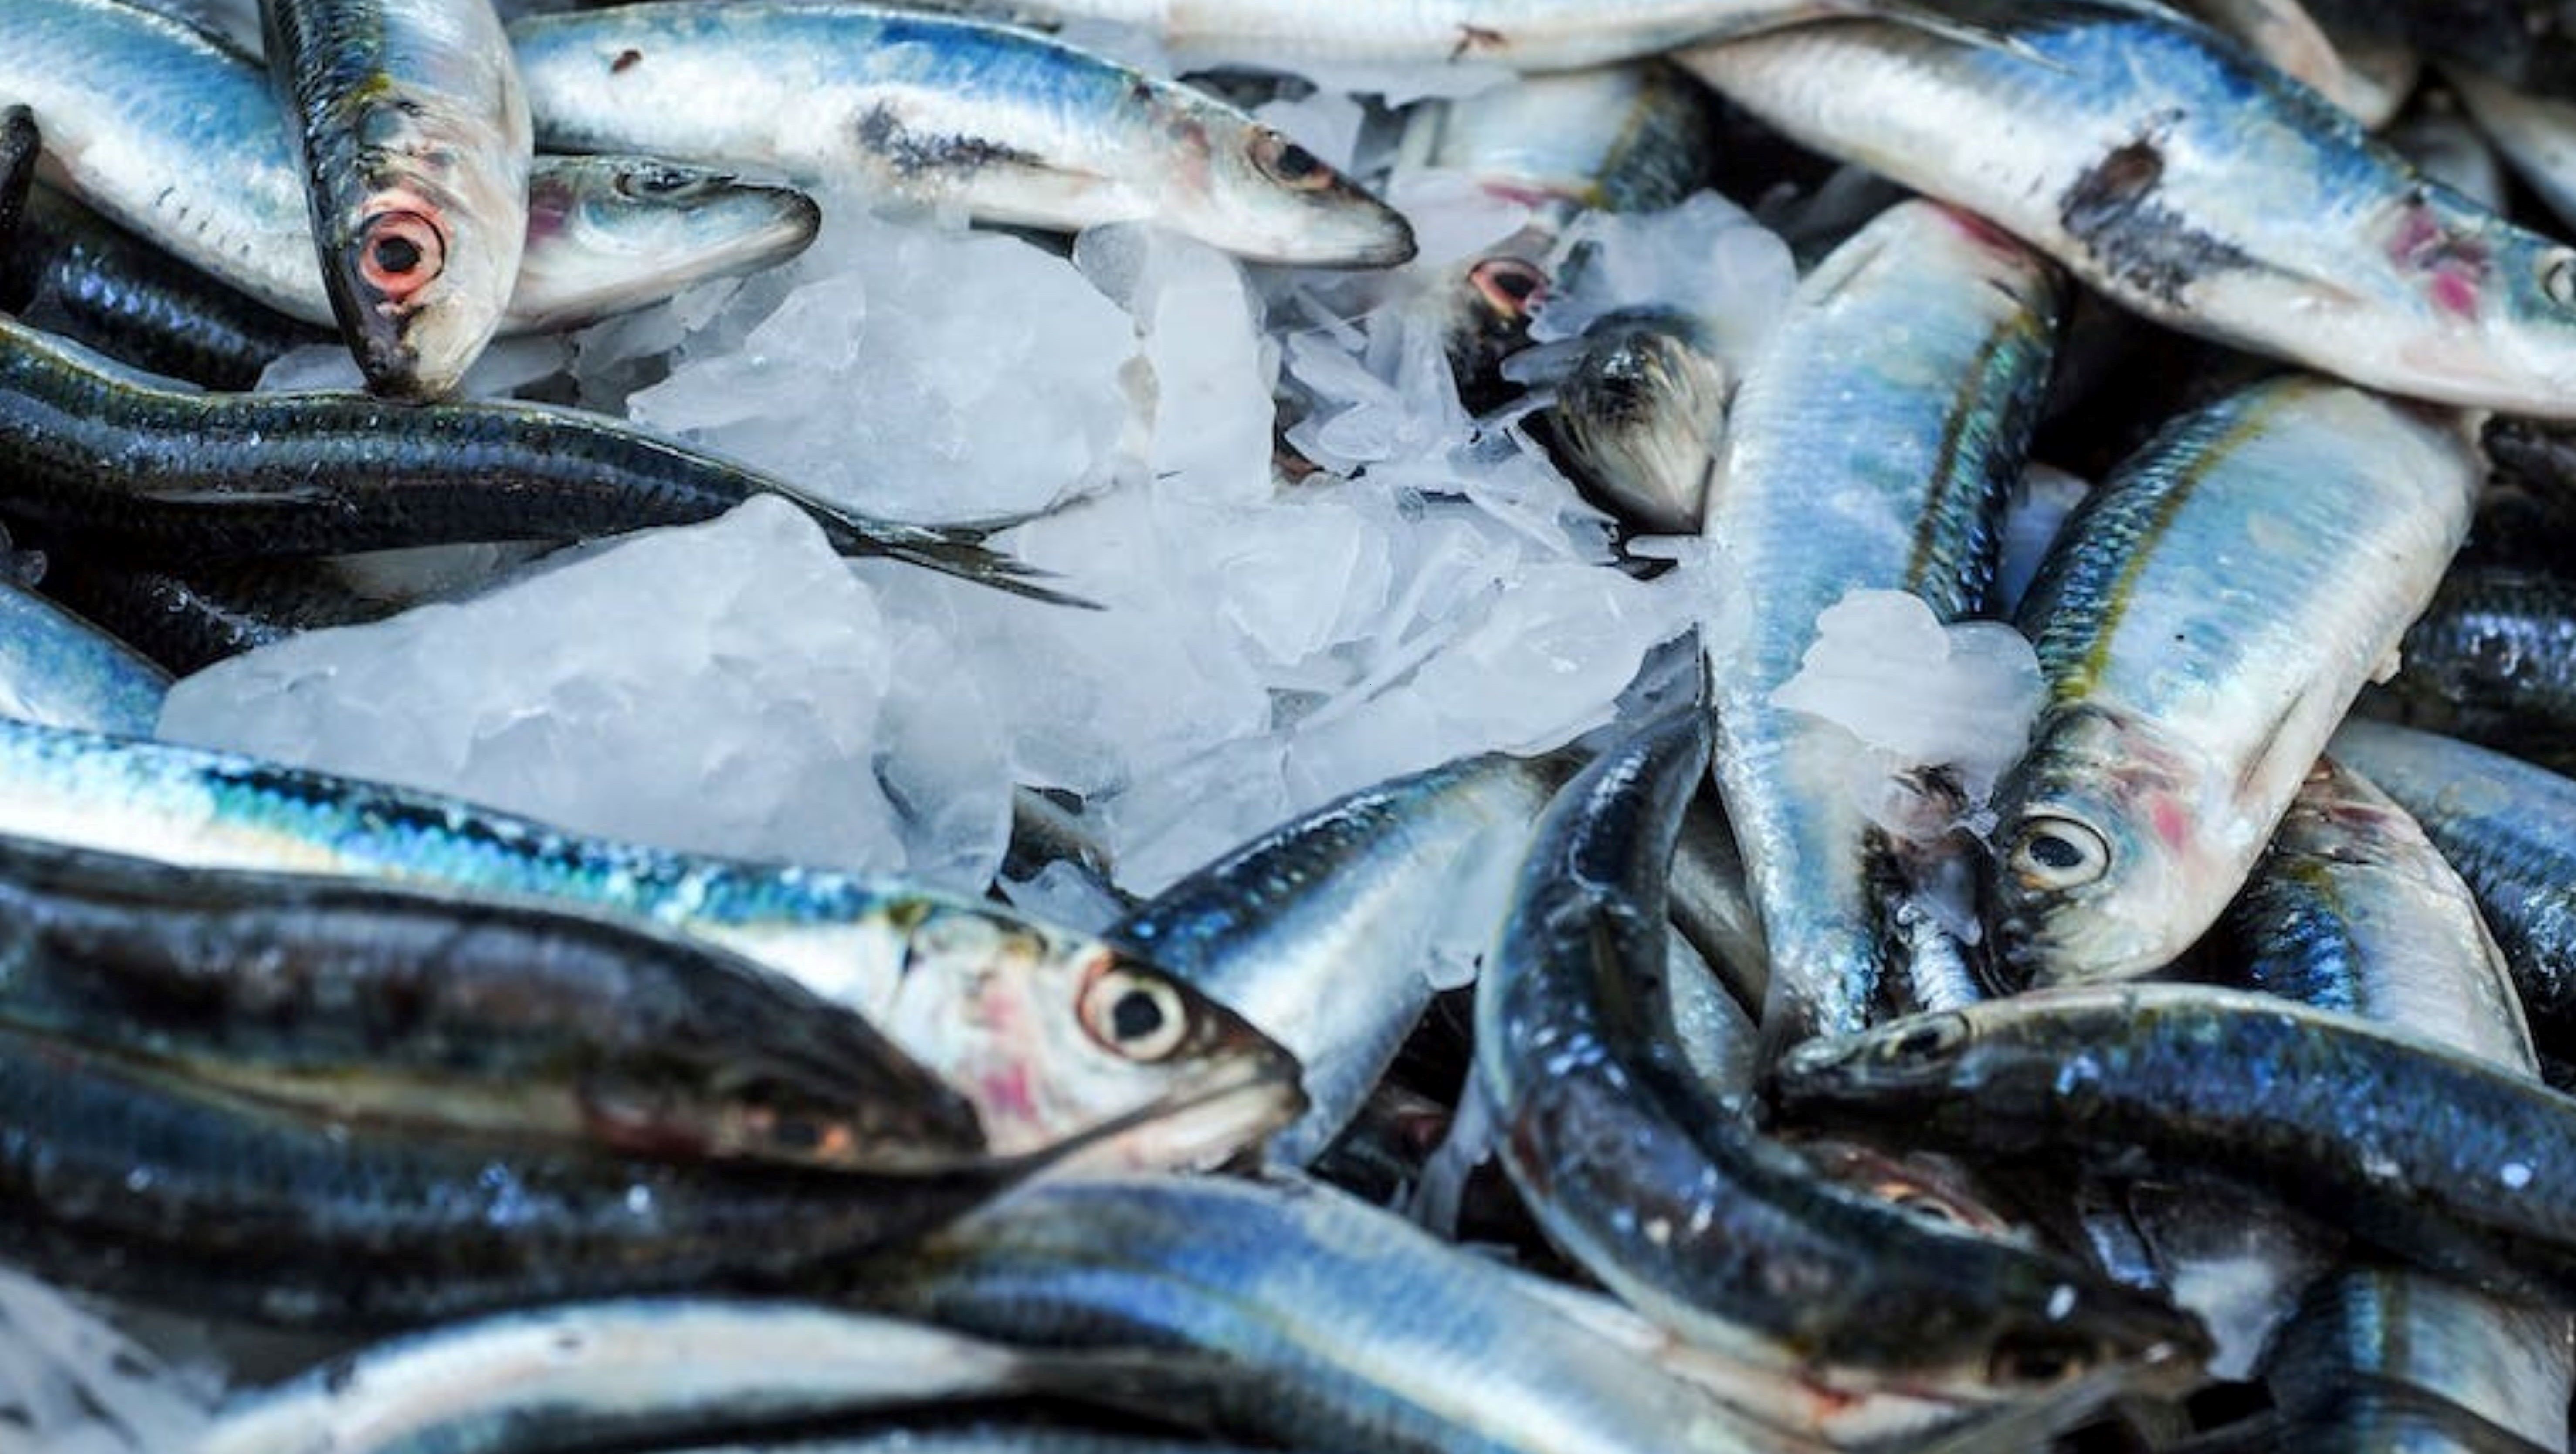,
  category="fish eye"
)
[1469,257,1547,318]
[1988,1331,2092,1390]
[2007,815,2112,891]
[1877,1012,1972,1064]
[2544,251,2576,308]
[1248,131,1335,192]
[357,211,447,302]
[1078,963,1193,1062]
